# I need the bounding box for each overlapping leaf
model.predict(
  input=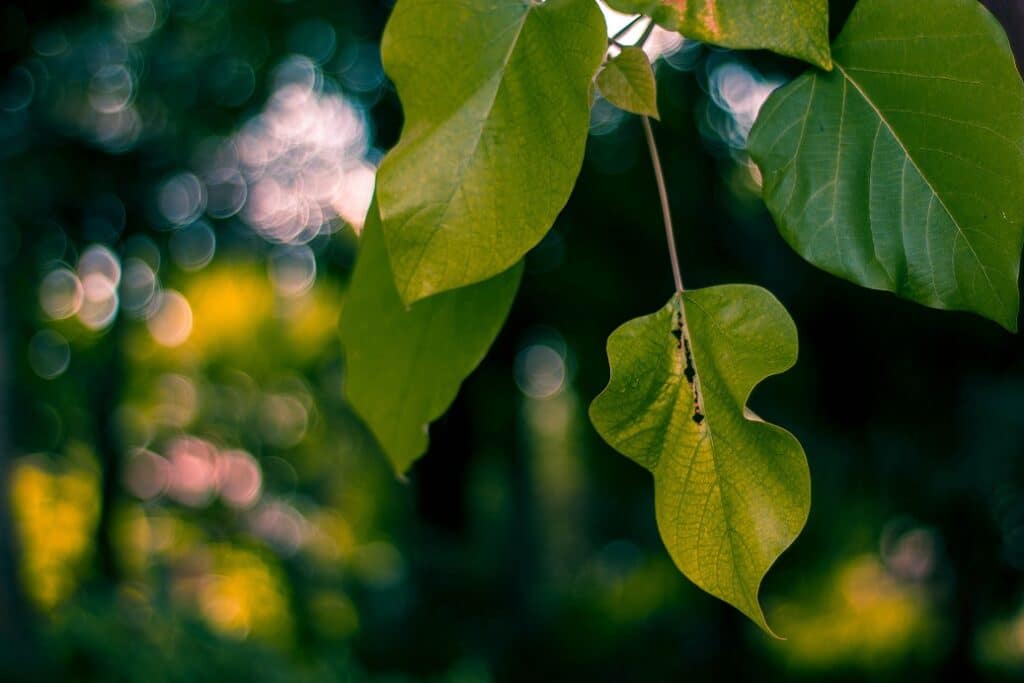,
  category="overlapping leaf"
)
[376,0,606,304]
[597,46,660,118]
[749,0,1024,330]
[605,0,831,70]
[590,285,808,633]
[339,203,522,473]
